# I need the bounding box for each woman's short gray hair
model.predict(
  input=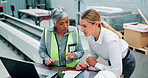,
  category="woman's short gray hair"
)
[50,6,68,23]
